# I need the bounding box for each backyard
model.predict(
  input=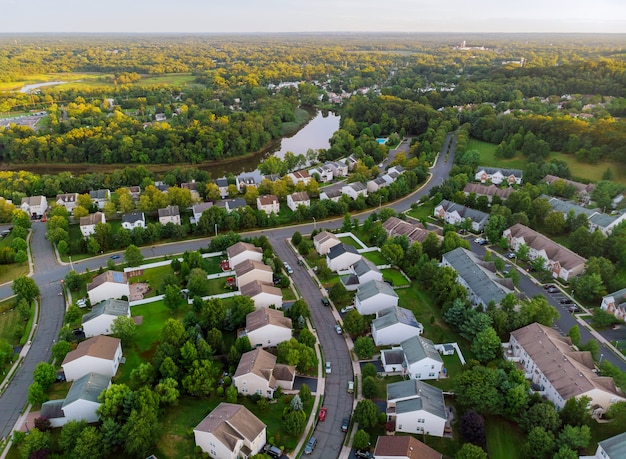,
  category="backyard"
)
[362,250,387,266]
[0,233,29,284]
[485,416,526,459]
[381,268,410,287]
[0,298,25,346]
